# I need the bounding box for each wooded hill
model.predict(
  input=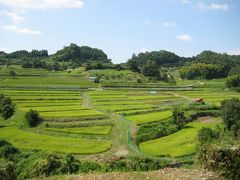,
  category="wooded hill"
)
[1,44,240,74]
